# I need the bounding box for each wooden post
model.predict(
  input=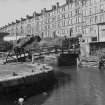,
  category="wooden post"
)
[32,54,34,64]
[77,57,79,69]
[97,25,100,42]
